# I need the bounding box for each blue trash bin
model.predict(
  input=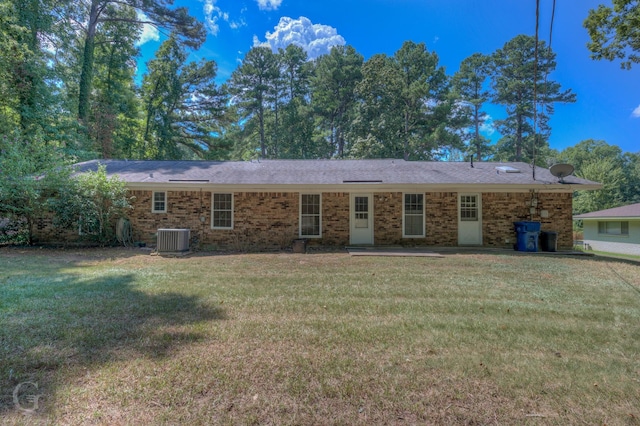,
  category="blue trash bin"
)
[514,222,541,252]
